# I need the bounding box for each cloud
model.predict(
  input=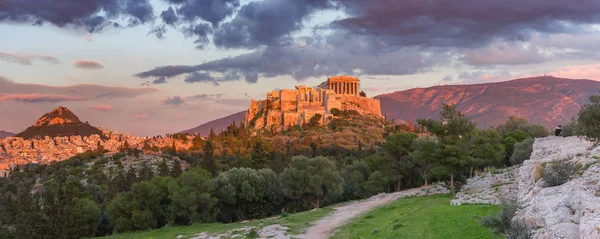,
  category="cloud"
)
[136,34,445,83]
[215,98,249,107]
[187,93,223,100]
[0,0,154,32]
[73,60,105,69]
[462,43,547,66]
[0,52,60,65]
[161,96,185,105]
[441,76,453,82]
[0,93,86,103]
[458,70,512,84]
[133,114,149,119]
[334,0,600,49]
[0,76,158,100]
[89,105,113,112]
[549,64,600,81]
